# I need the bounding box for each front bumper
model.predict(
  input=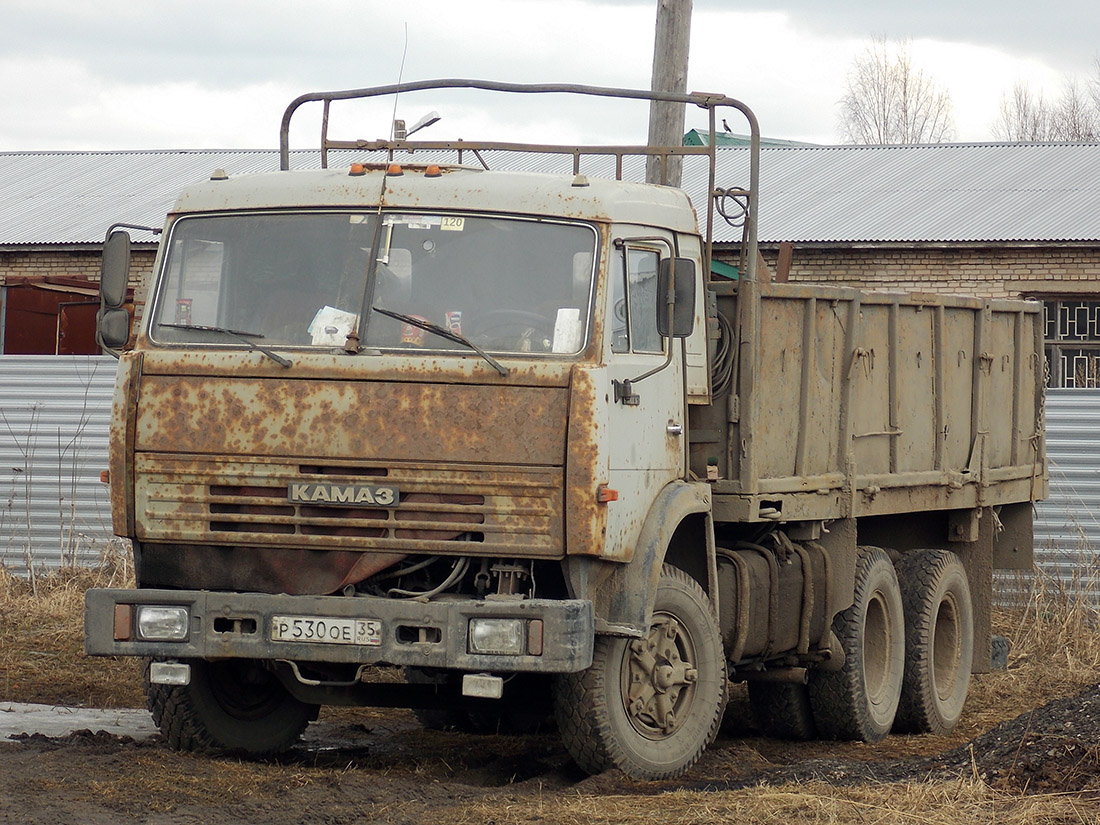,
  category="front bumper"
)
[85,588,594,674]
